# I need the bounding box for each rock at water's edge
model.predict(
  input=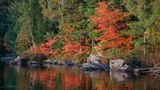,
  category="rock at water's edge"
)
[109,59,133,72]
[87,54,102,64]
